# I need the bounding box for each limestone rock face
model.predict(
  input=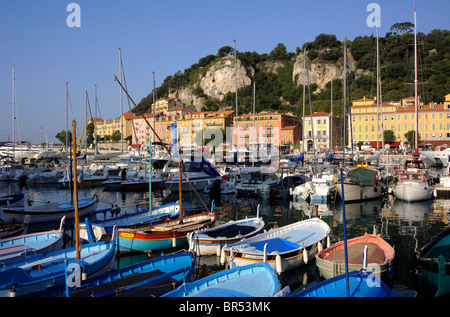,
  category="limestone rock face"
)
[170,57,254,110]
[292,52,359,92]
[169,53,370,110]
